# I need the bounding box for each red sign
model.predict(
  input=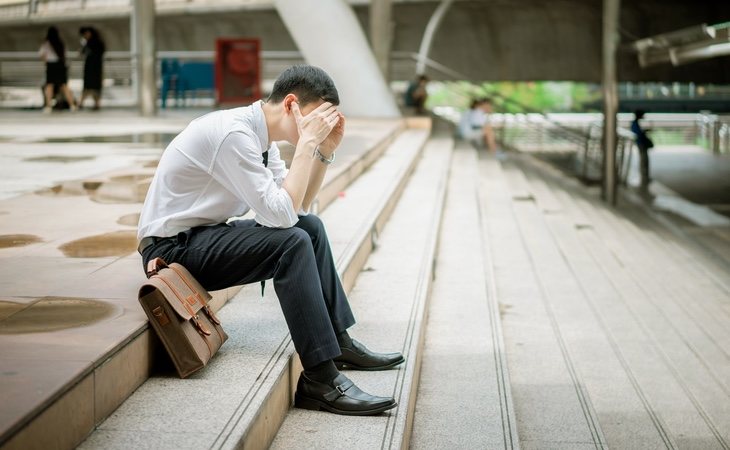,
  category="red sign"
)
[215,38,261,105]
